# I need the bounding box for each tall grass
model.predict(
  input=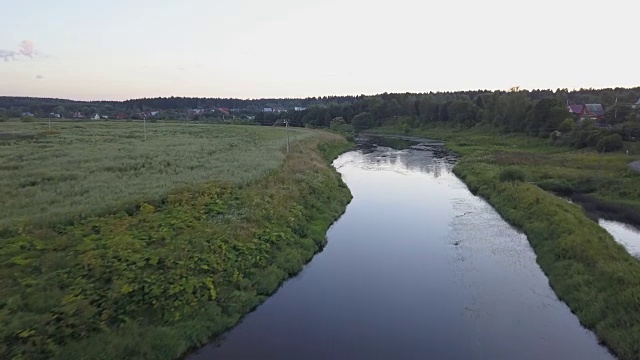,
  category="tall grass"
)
[0,130,352,360]
[0,121,313,229]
